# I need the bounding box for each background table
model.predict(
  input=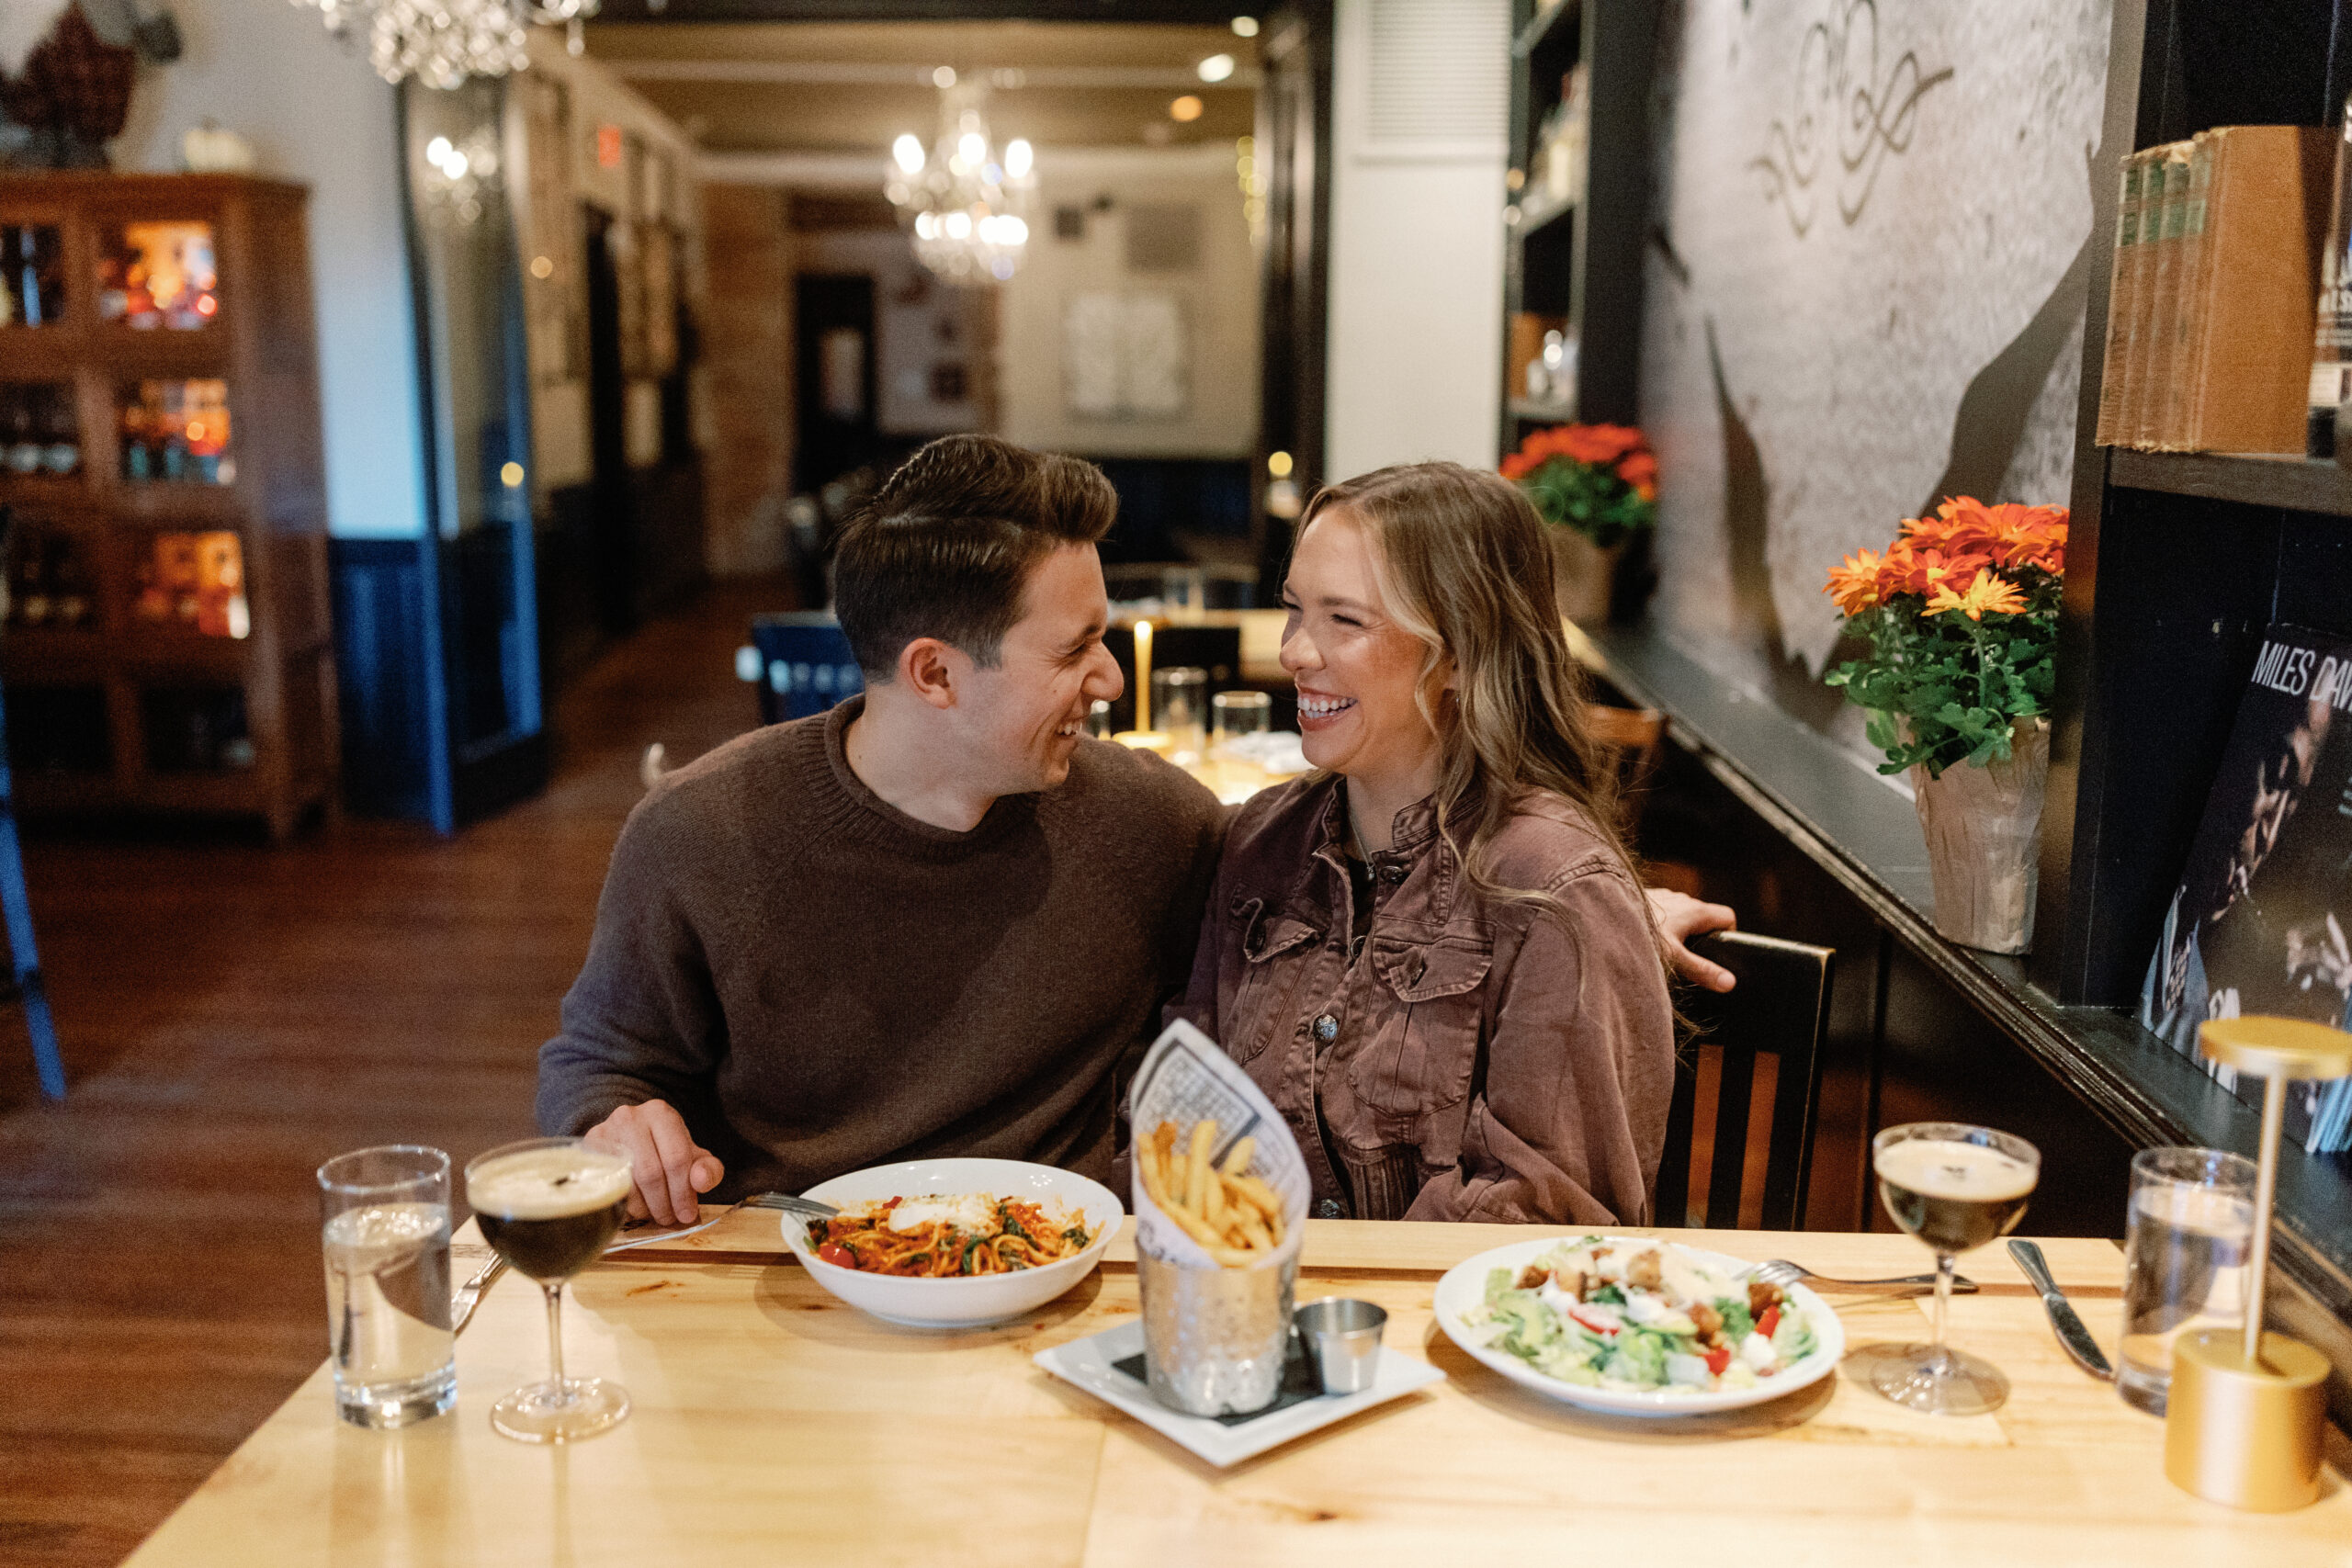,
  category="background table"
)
[127,1216,2352,1565]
